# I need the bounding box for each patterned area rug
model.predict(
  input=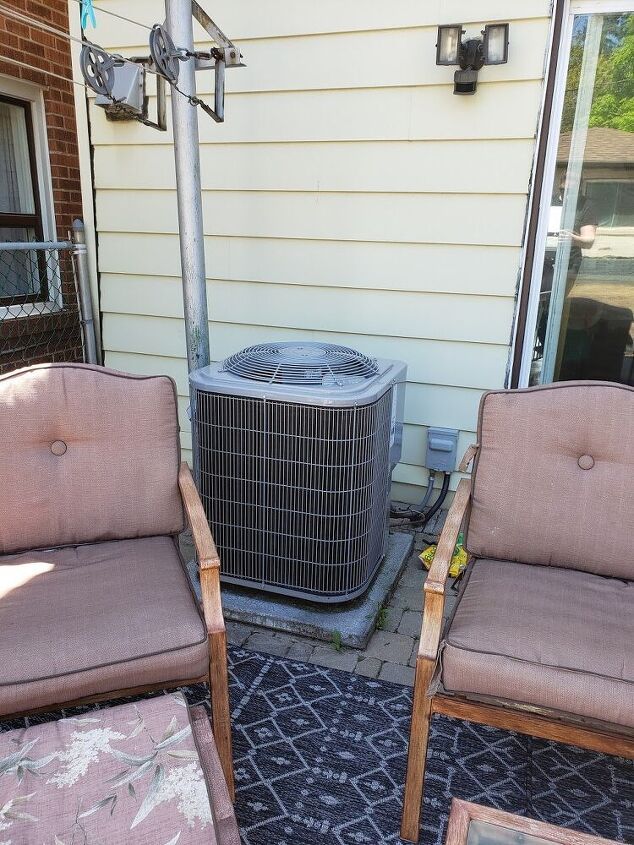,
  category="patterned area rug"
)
[224,649,633,845]
[1,648,632,845]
